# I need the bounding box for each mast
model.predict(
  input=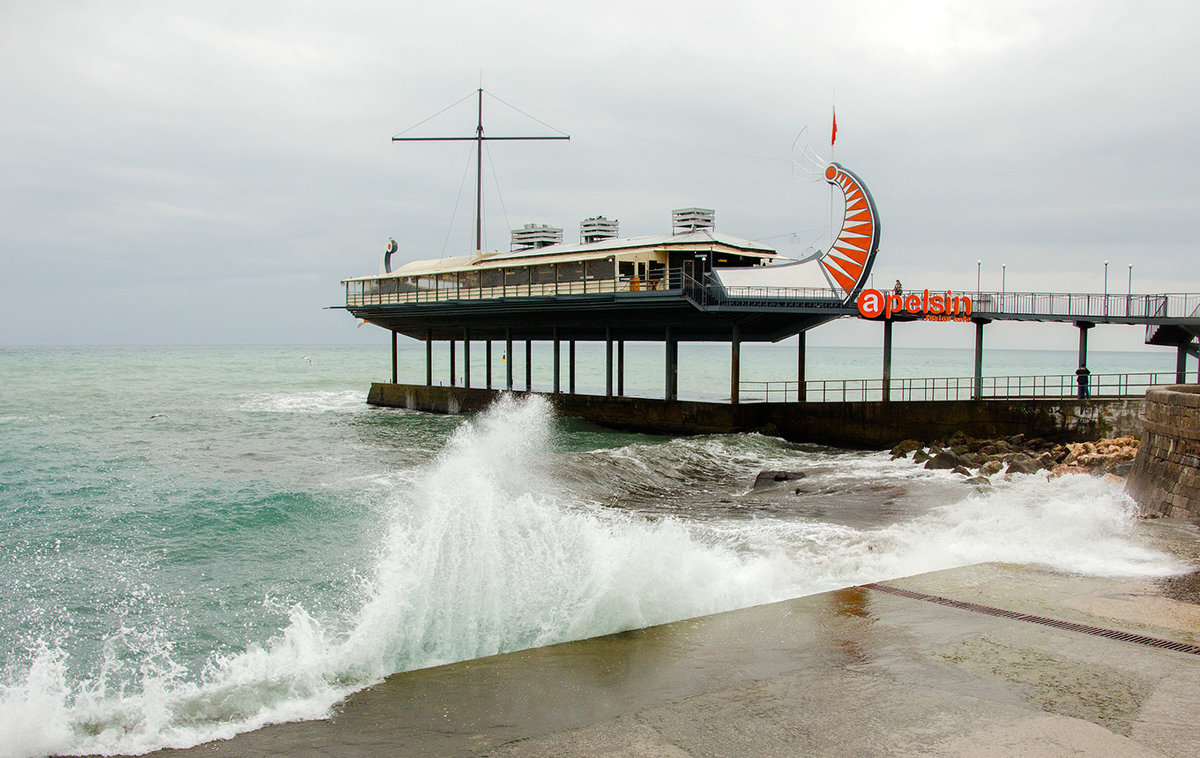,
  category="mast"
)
[393,88,570,256]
